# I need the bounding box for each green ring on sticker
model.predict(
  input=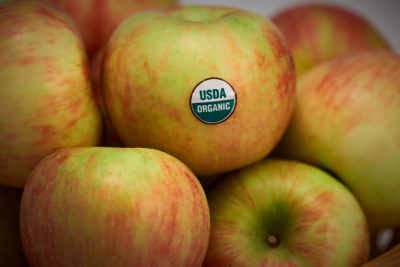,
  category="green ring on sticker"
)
[190,77,237,124]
